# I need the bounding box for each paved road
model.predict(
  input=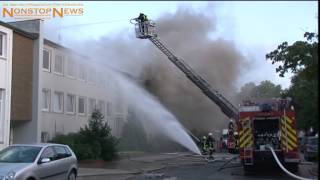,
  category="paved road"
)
[127,154,317,180]
[78,152,318,180]
[128,162,294,180]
